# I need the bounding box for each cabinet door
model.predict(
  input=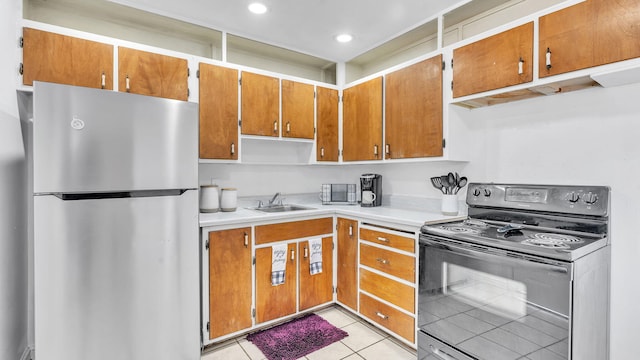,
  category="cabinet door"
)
[342,77,383,161]
[316,86,339,162]
[299,236,334,311]
[22,28,113,89]
[118,47,188,101]
[337,218,358,311]
[282,80,314,139]
[255,243,297,323]
[241,72,280,137]
[208,228,252,339]
[385,56,443,159]
[199,63,239,160]
[453,22,534,98]
[539,0,640,78]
